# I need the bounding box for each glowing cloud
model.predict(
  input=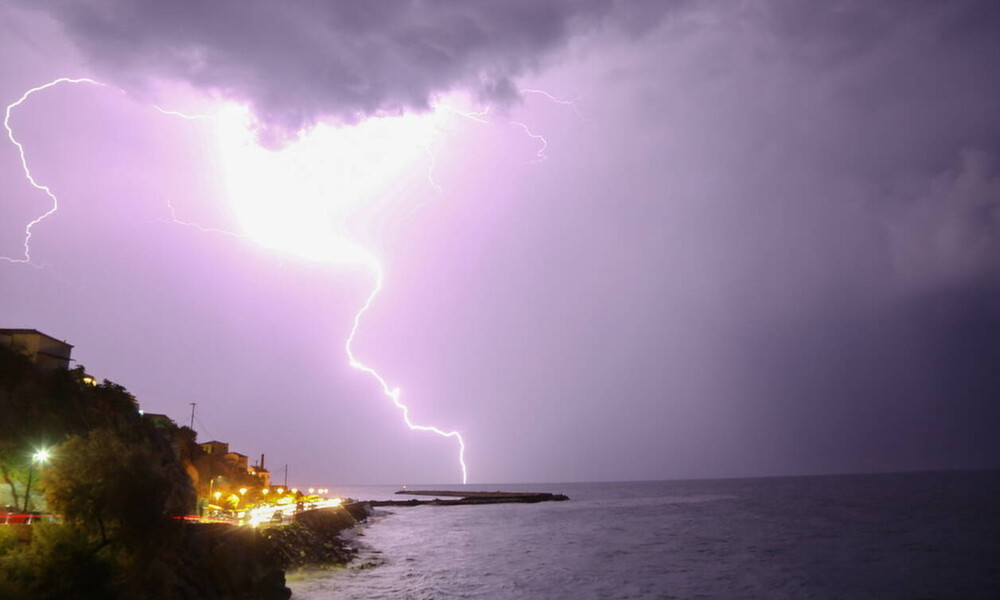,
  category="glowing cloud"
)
[4,72,570,484]
[4,78,470,483]
[215,103,469,482]
[216,105,438,266]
